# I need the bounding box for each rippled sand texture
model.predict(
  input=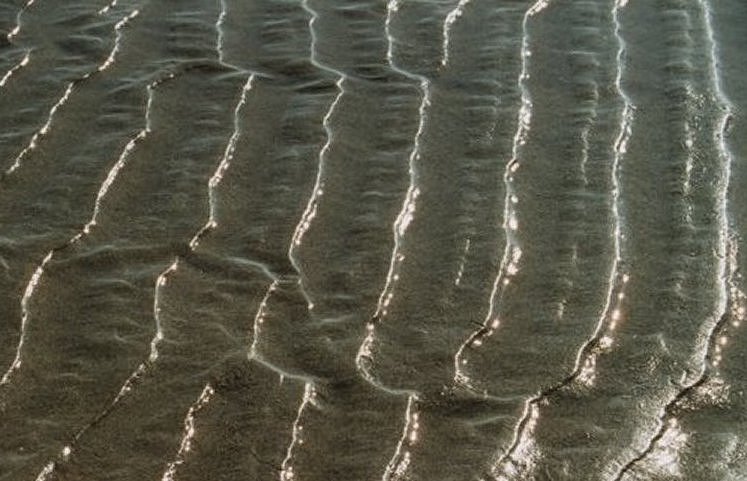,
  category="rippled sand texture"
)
[0,0,746,480]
